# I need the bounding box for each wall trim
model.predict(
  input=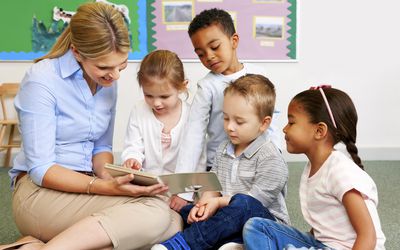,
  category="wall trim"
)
[282,147,400,162]
[2,147,399,167]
